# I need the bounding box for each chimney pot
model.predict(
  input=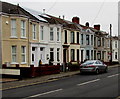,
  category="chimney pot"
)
[94,24,100,30]
[72,17,80,24]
